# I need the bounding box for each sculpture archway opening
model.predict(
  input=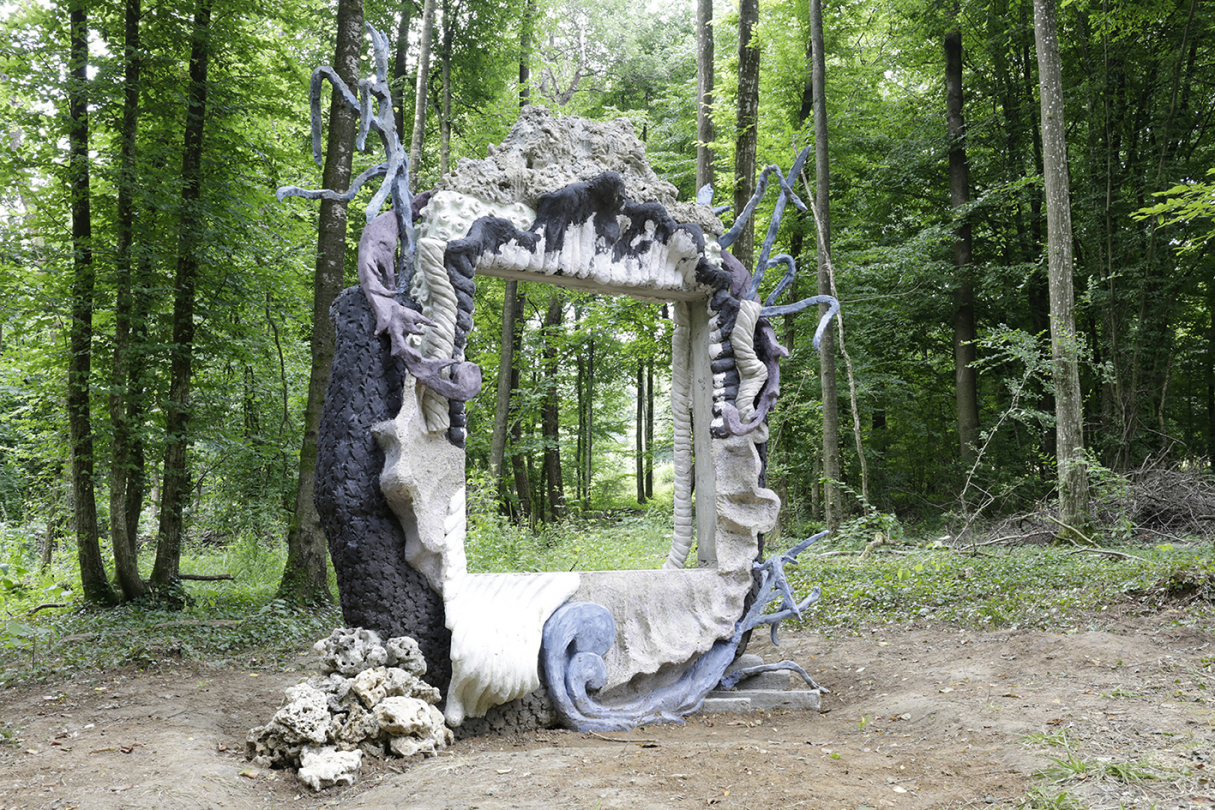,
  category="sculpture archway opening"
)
[460,283,681,575]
